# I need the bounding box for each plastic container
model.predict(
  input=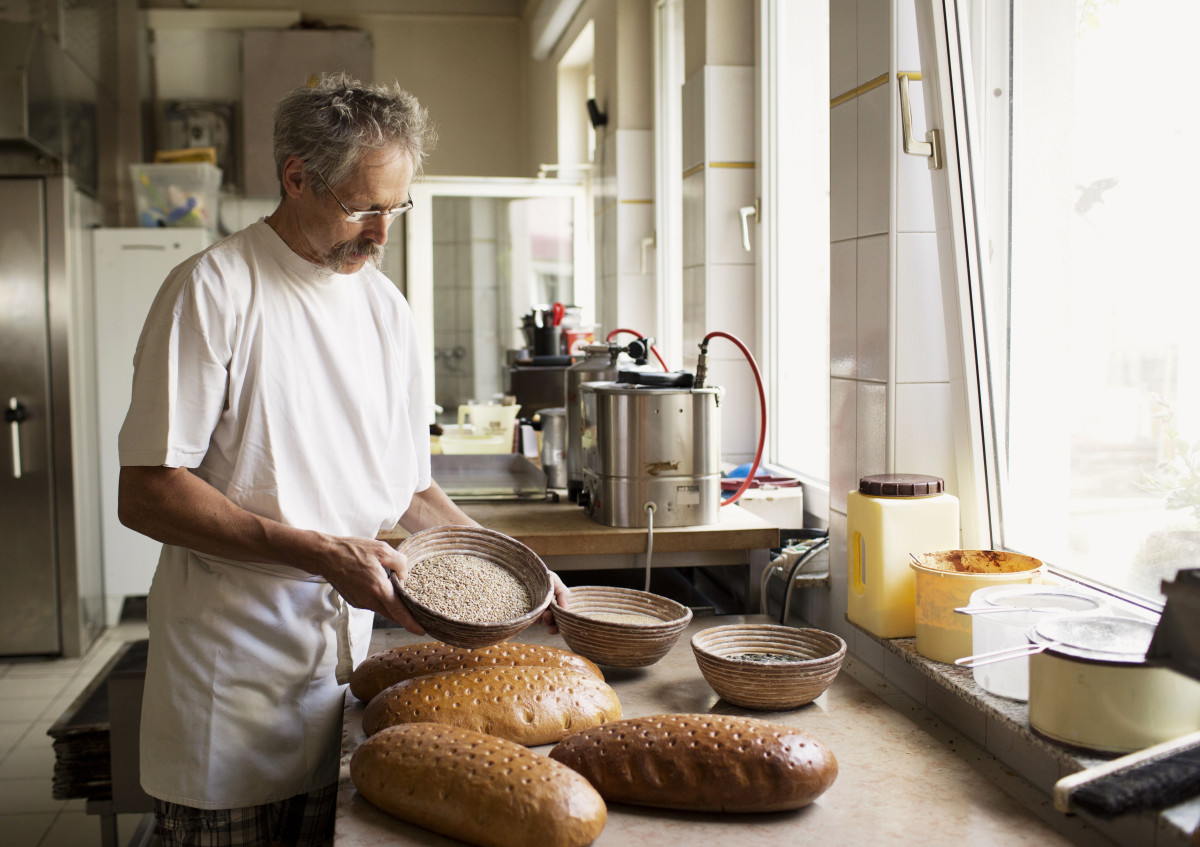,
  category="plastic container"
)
[846,474,960,638]
[130,163,222,234]
[909,550,1045,663]
[539,407,567,489]
[962,584,1104,700]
